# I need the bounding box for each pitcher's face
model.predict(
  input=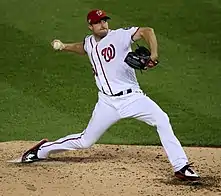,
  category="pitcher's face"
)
[89,19,109,38]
